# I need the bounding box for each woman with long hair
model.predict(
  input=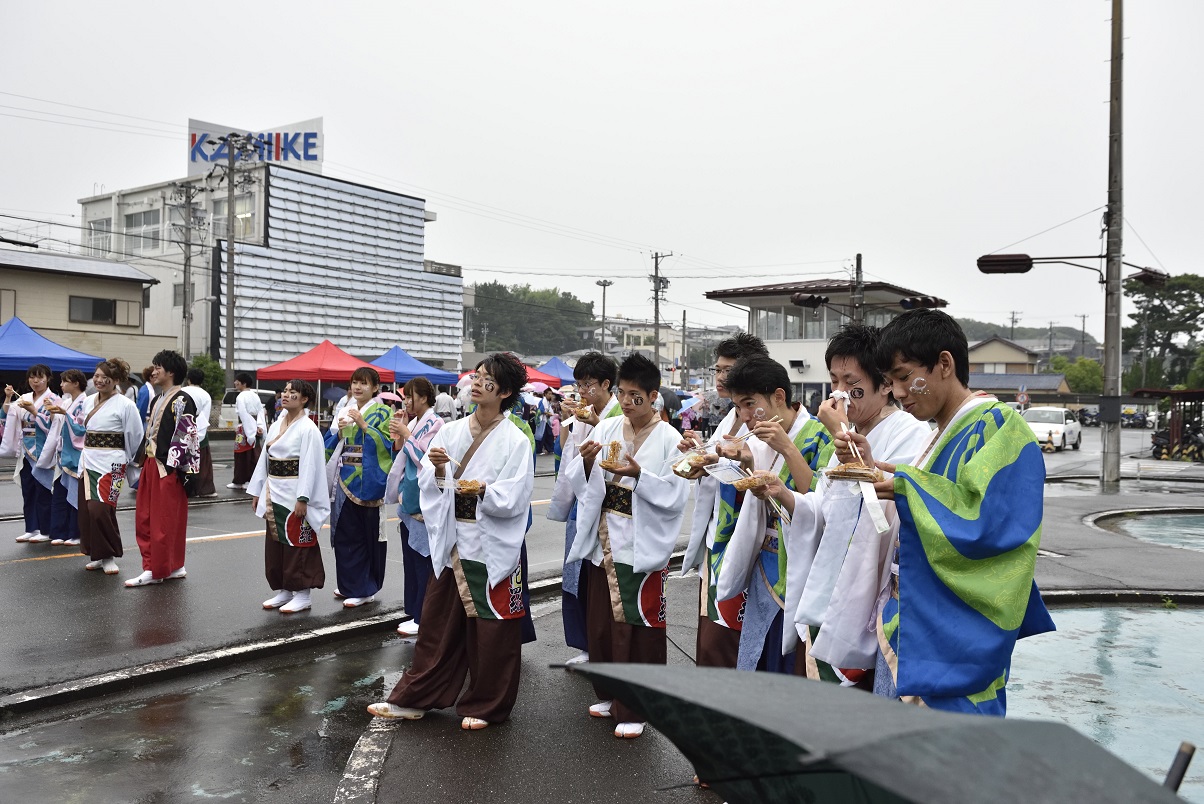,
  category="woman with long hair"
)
[78,359,144,575]
[325,366,393,608]
[249,379,331,614]
[384,376,442,636]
